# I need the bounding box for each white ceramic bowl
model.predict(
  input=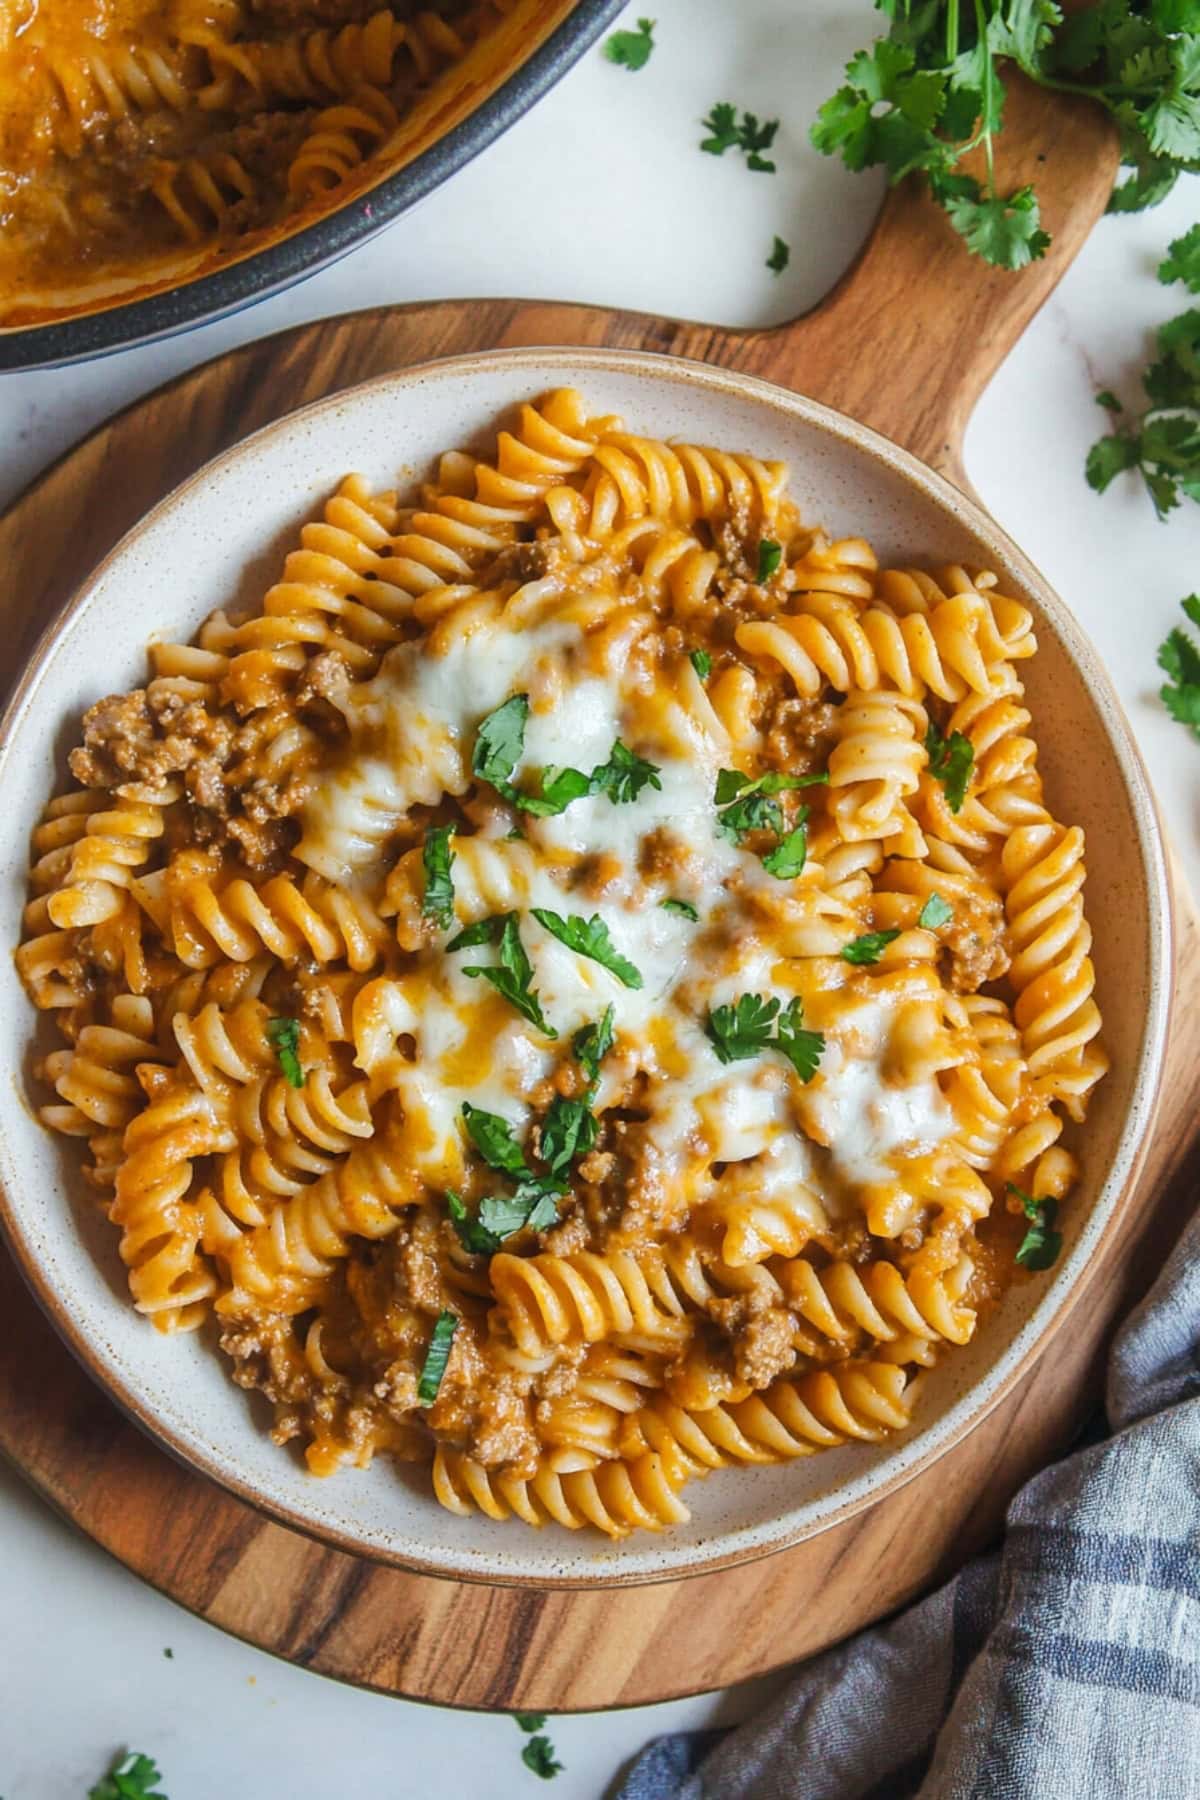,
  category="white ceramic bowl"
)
[0,347,1172,1586]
